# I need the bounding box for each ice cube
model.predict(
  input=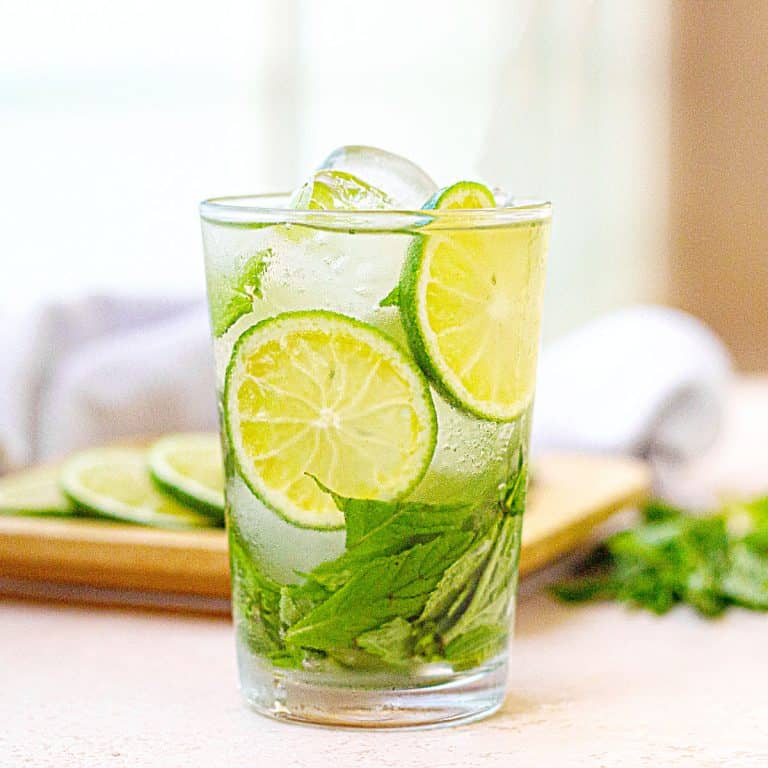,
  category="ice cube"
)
[228,475,345,583]
[320,145,438,210]
[491,186,512,207]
